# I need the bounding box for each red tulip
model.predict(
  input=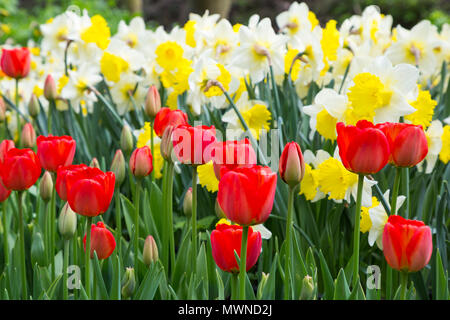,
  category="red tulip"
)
[218,165,277,226]
[279,141,305,187]
[130,146,153,178]
[210,223,262,273]
[56,164,89,201]
[172,124,216,165]
[0,48,31,79]
[0,140,15,163]
[211,138,257,180]
[336,120,390,174]
[0,178,11,202]
[0,148,41,190]
[375,122,428,167]
[83,221,116,259]
[154,107,188,137]
[382,215,432,272]
[65,167,115,217]
[37,135,76,172]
